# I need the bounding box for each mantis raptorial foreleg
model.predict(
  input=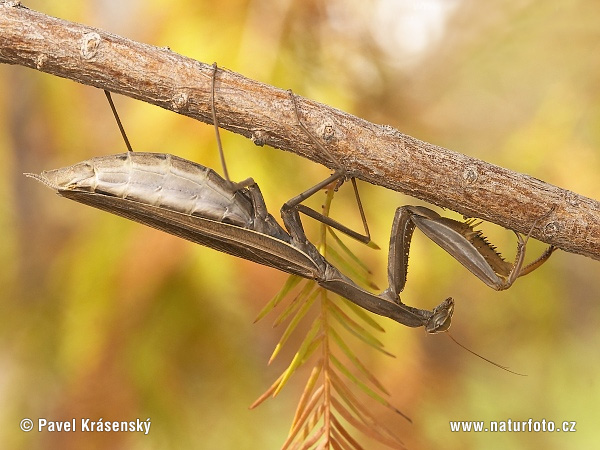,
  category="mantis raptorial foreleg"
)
[384,205,556,300]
